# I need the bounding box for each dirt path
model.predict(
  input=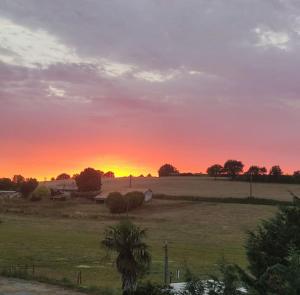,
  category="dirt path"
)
[0,277,85,295]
